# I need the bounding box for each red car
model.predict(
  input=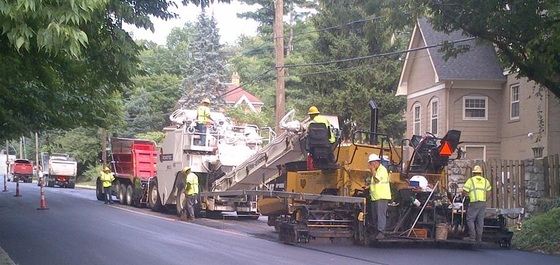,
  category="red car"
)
[11,159,34,183]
